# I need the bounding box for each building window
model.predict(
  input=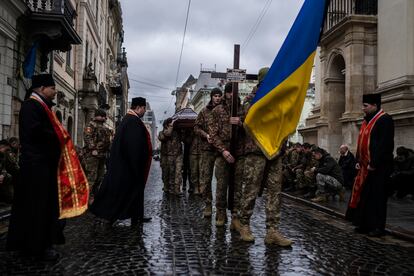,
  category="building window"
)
[85,42,89,66]
[66,50,71,68]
